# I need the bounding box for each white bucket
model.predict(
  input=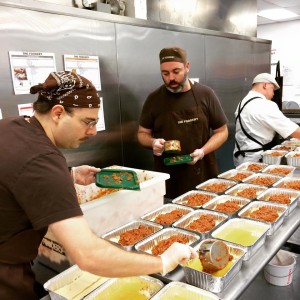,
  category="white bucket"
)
[264,250,297,286]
